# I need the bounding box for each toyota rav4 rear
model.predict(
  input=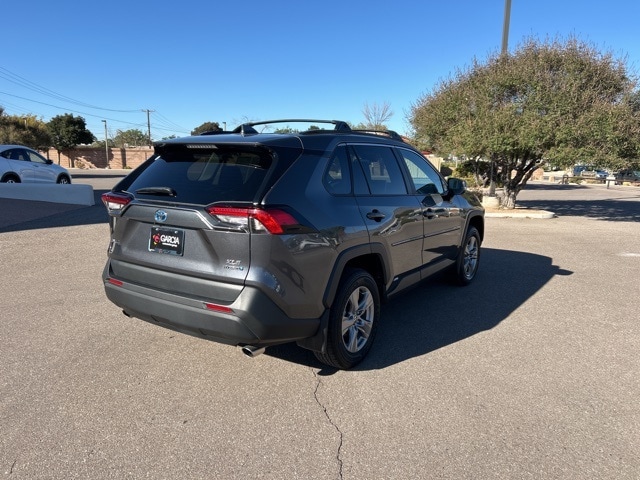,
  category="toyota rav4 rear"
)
[102,120,484,369]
